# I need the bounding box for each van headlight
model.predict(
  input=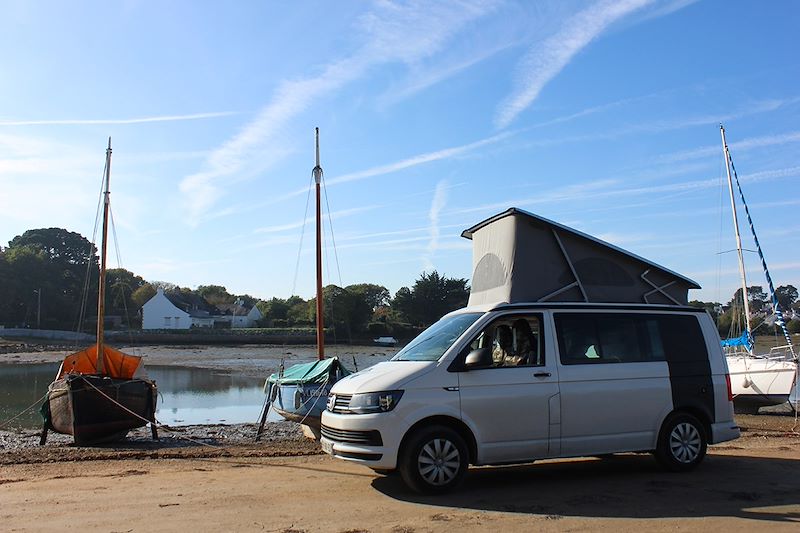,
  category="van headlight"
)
[347,391,404,414]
